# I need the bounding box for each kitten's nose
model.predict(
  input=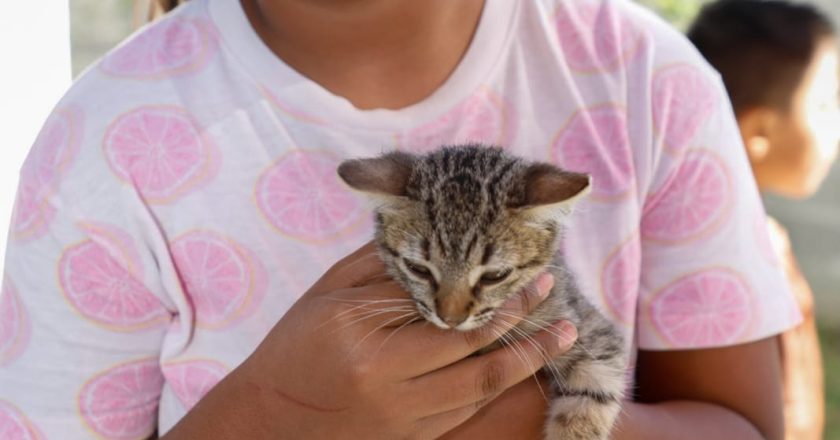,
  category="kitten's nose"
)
[436,293,471,328]
[441,314,468,328]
